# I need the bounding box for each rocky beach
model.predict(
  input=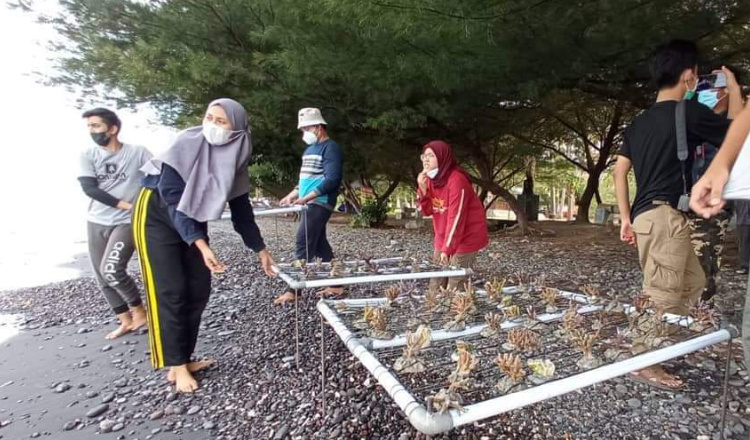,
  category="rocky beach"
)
[0,218,748,440]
